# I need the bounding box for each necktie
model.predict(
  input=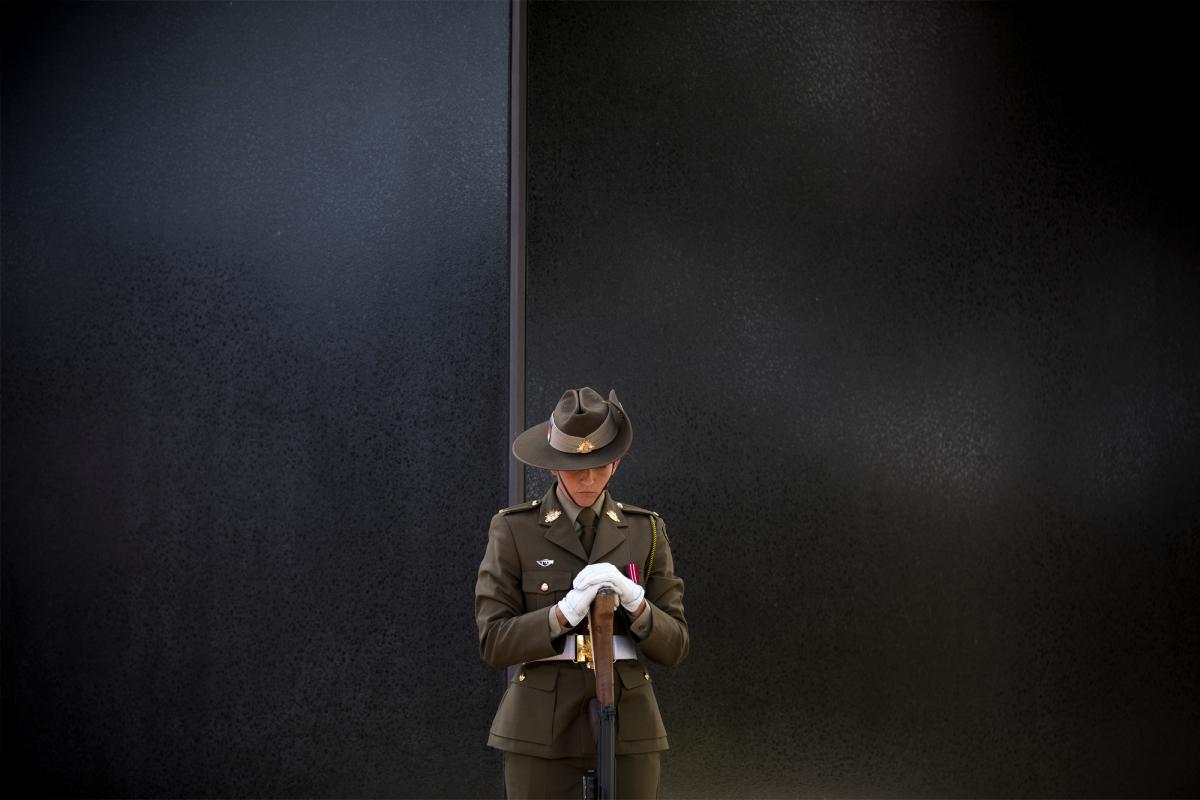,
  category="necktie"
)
[577,508,597,557]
